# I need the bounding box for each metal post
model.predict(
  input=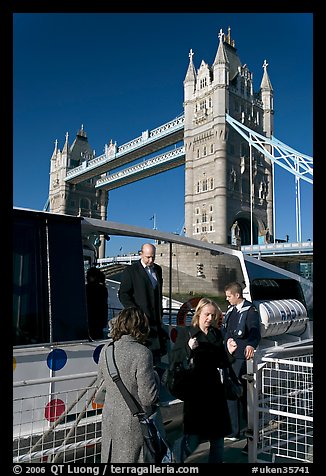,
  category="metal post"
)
[272,154,276,243]
[169,242,172,324]
[295,165,302,242]
[250,143,253,246]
